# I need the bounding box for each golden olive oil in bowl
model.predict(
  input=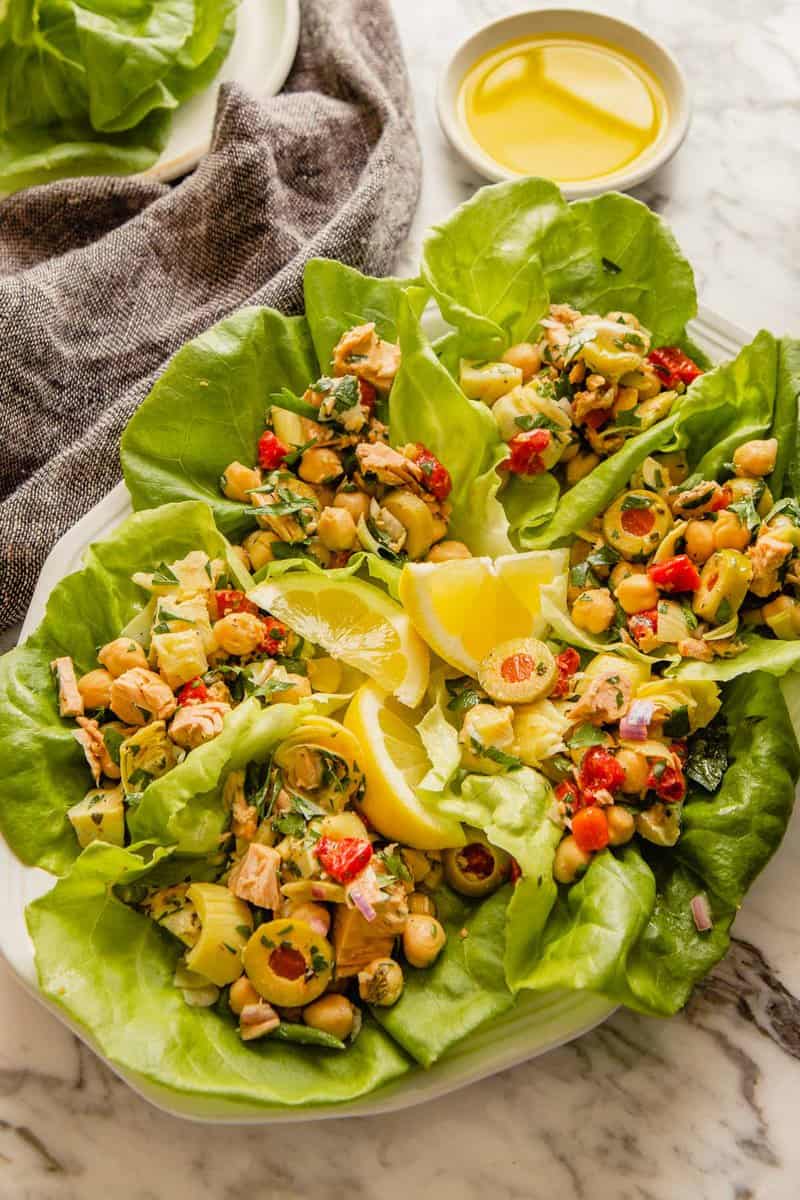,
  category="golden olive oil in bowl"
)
[459,33,668,185]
